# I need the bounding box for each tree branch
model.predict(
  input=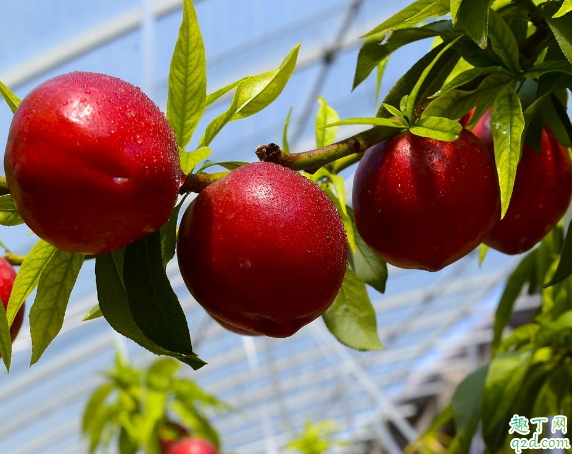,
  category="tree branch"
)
[255,126,397,173]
